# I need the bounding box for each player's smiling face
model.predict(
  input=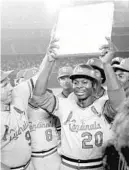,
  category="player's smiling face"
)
[0,78,13,104]
[72,77,93,100]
